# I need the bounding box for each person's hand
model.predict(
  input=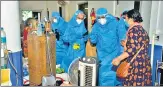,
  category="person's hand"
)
[121,40,125,47]
[88,38,90,42]
[60,82,72,86]
[112,57,121,66]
